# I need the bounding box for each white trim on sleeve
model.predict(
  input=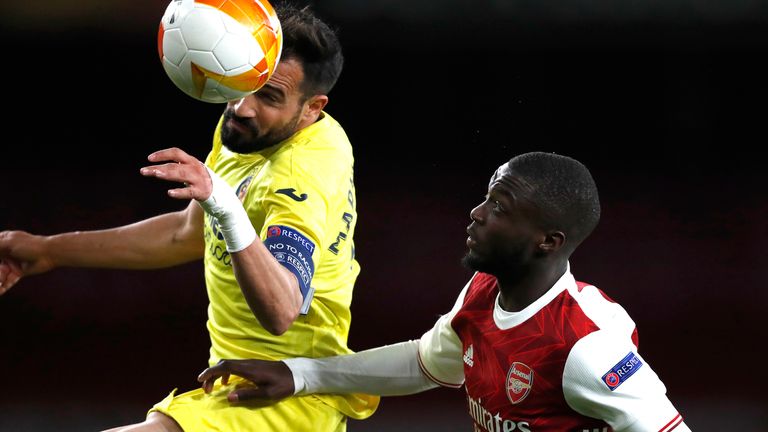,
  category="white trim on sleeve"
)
[417,274,475,388]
